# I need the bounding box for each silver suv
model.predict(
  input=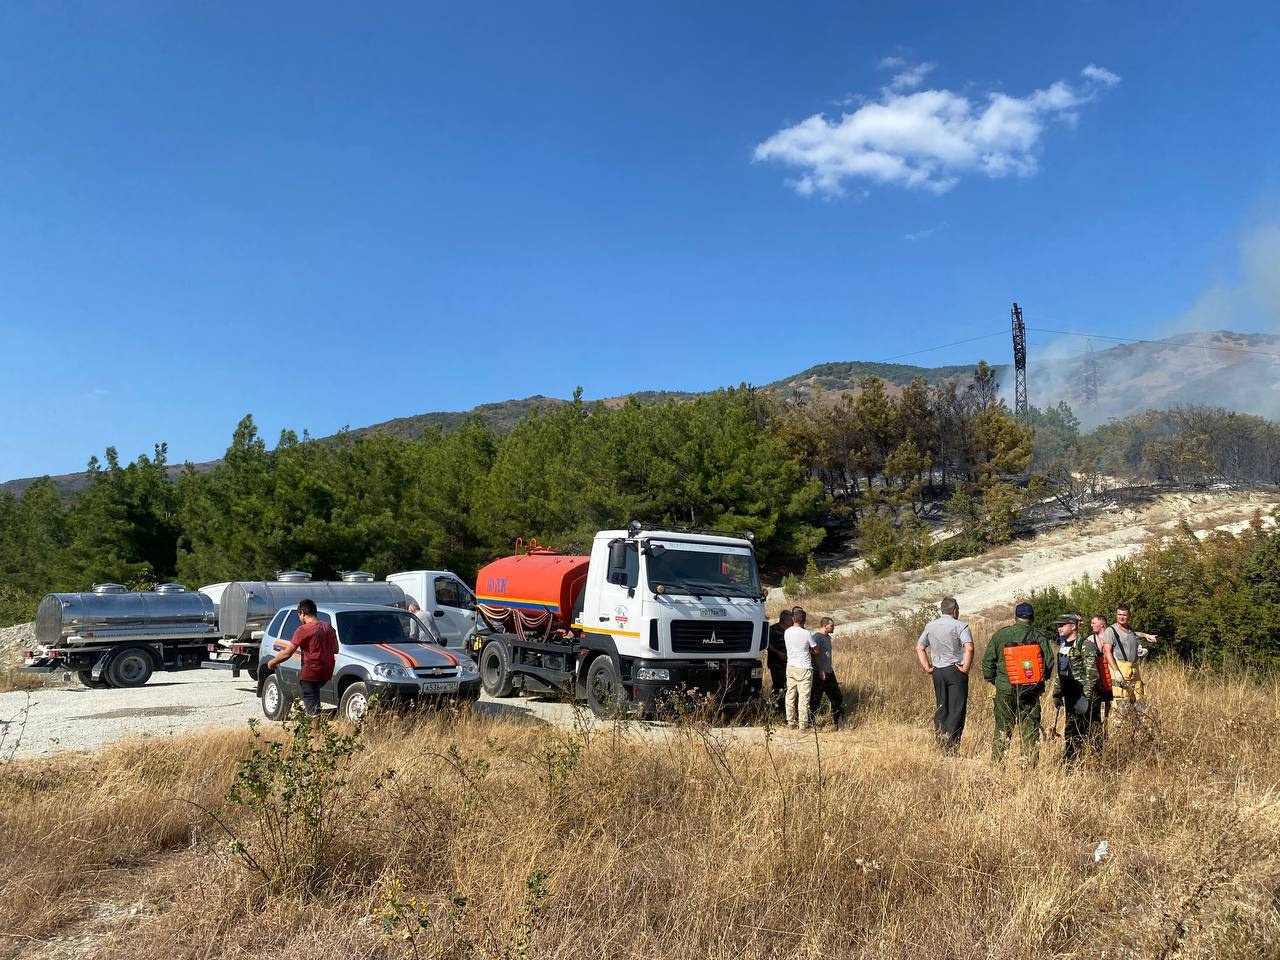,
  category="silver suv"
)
[257,602,481,723]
